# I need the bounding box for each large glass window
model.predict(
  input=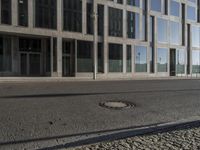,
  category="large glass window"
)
[157,18,168,43]
[127,11,140,39]
[63,0,82,32]
[1,0,11,25]
[77,41,93,72]
[18,0,28,27]
[0,37,12,72]
[170,21,181,45]
[135,46,147,72]
[98,43,104,73]
[187,6,197,21]
[192,50,200,73]
[127,0,140,7]
[109,8,123,37]
[192,26,200,48]
[35,0,57,29]
[98,5,104,36]
[150,0,162,12]
[170,0,180,17]
[176,49,185,74]
[109,43,123,72]
[157,48,168,72]
[87,3,93,34]
[127,45,132,72]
